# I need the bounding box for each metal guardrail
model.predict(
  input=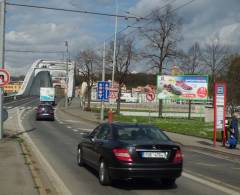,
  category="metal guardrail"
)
[3,94,25,103]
